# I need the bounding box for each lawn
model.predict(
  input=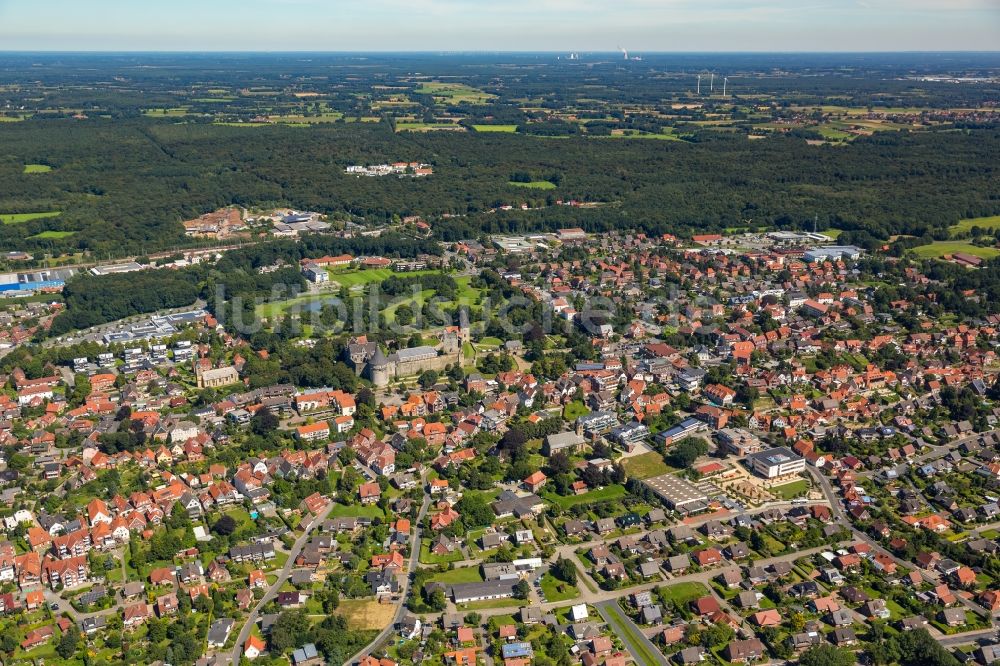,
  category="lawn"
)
[456,598,524,611]
[509,180,557,190]
[478,336,504,347]
[430,566,483,585]
[539,573,579,602]
[473,124,518,133]
[334,599,398,631]
[910,241,1000,260]
[951,215,1000,235]
[562,400,590,421]
[1,211,61,225]
[29,230,75,239]
[420,542,465,565]
[597,603,662,666]
[328,267,438,287]
[327,503,385,519]
[621,452,672,480]
[23,164,52,173]
[543,484,627,509]
[657,581,710,605]
[770,480,809,500]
